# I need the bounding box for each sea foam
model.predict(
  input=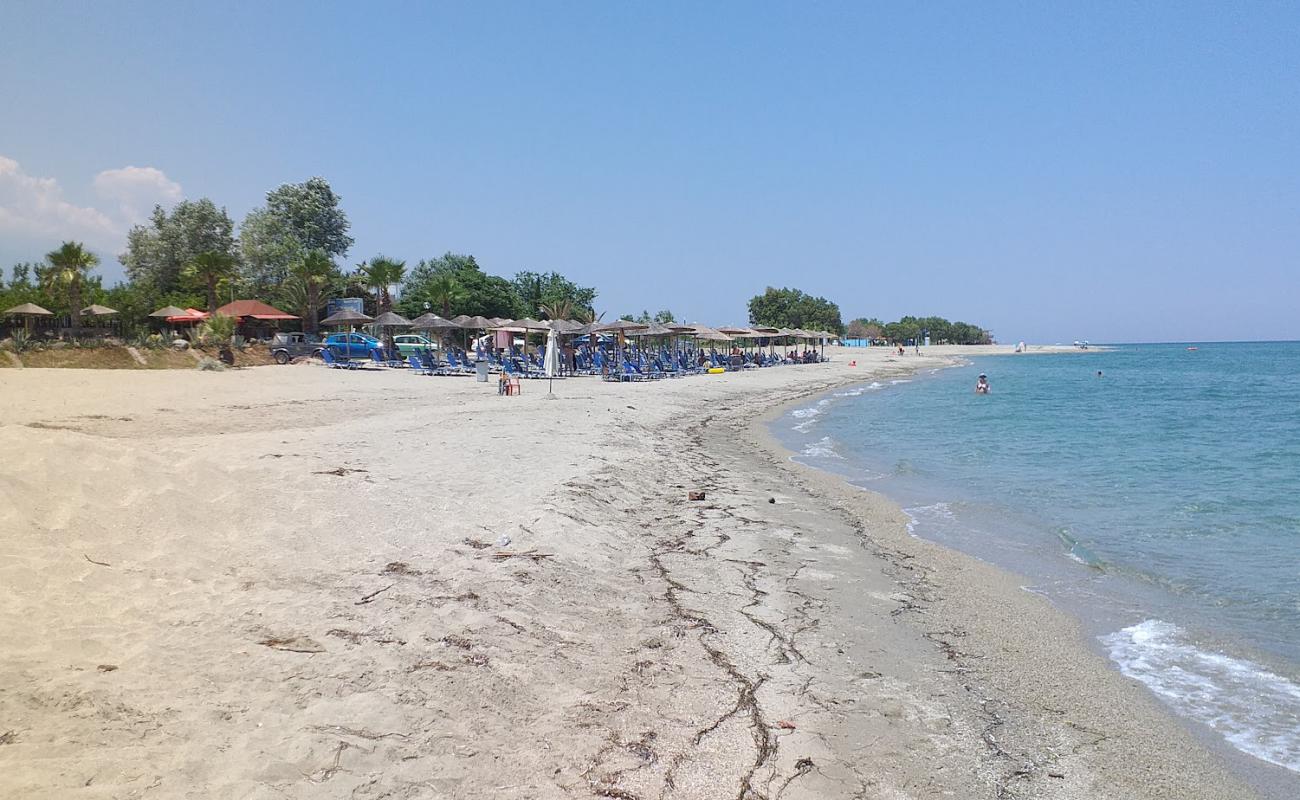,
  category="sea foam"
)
[800,436,842,459]
[902,501,955,537]
[1102,620,1300,772]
